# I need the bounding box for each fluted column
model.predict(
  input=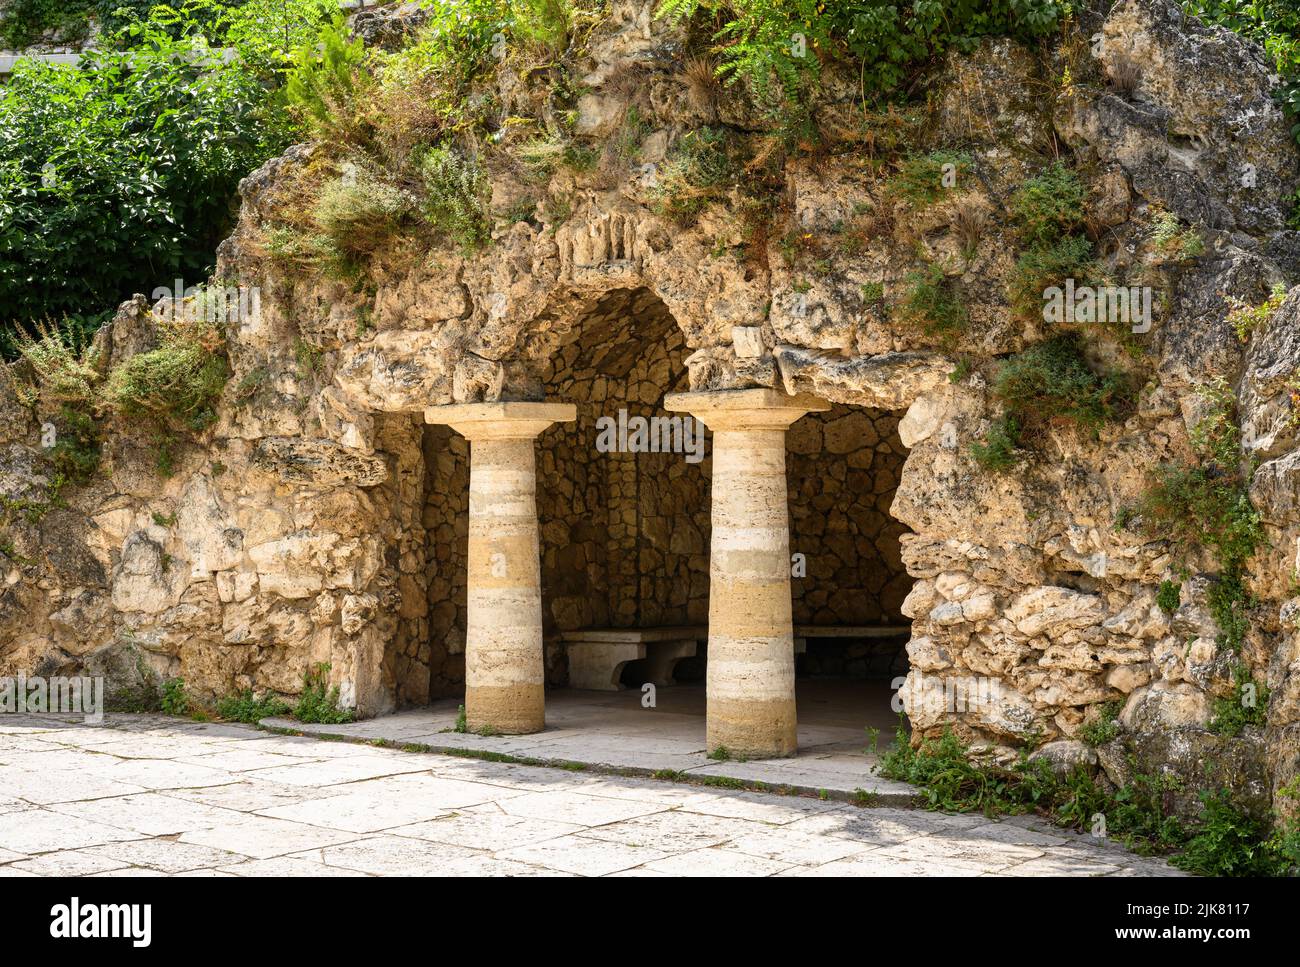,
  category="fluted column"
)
[424,402,575,734]
[665,389,829,758]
